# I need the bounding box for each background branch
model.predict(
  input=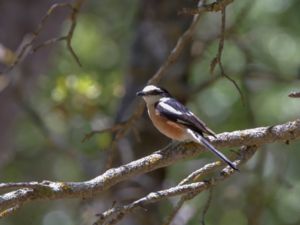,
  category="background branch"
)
[0,0,86,86]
